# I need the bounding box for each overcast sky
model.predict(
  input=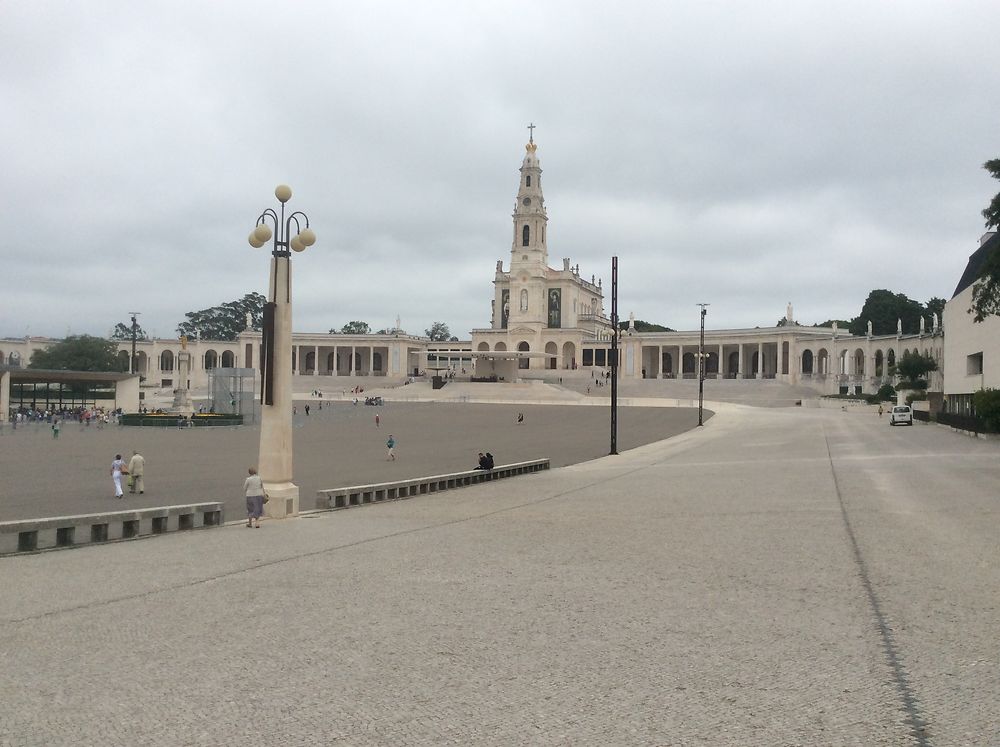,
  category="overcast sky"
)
[2,1,998,340]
